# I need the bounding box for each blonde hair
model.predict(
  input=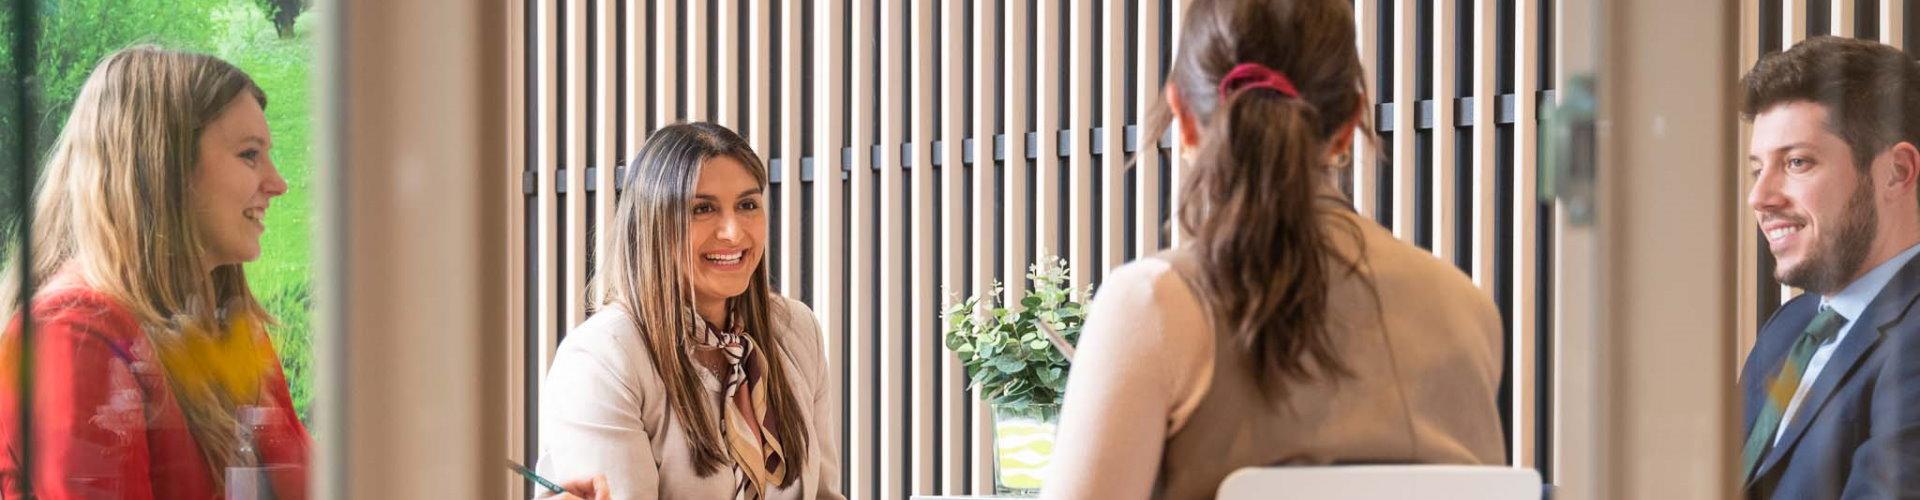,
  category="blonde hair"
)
[2,45,273,479]
[594,122,810,482]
